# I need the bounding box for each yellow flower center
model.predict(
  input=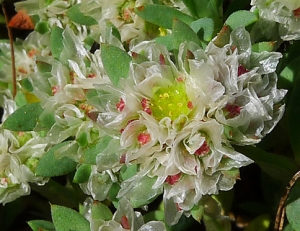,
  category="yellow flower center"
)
[150,82,192,121]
